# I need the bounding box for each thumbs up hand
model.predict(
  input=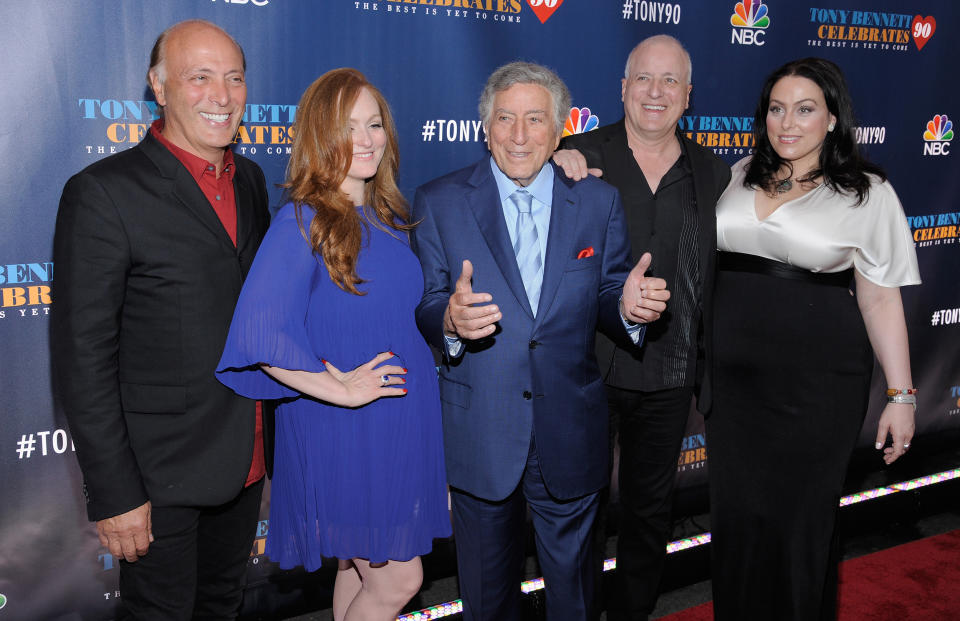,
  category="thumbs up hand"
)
[443,259,501,339]
[620,252,670,324]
